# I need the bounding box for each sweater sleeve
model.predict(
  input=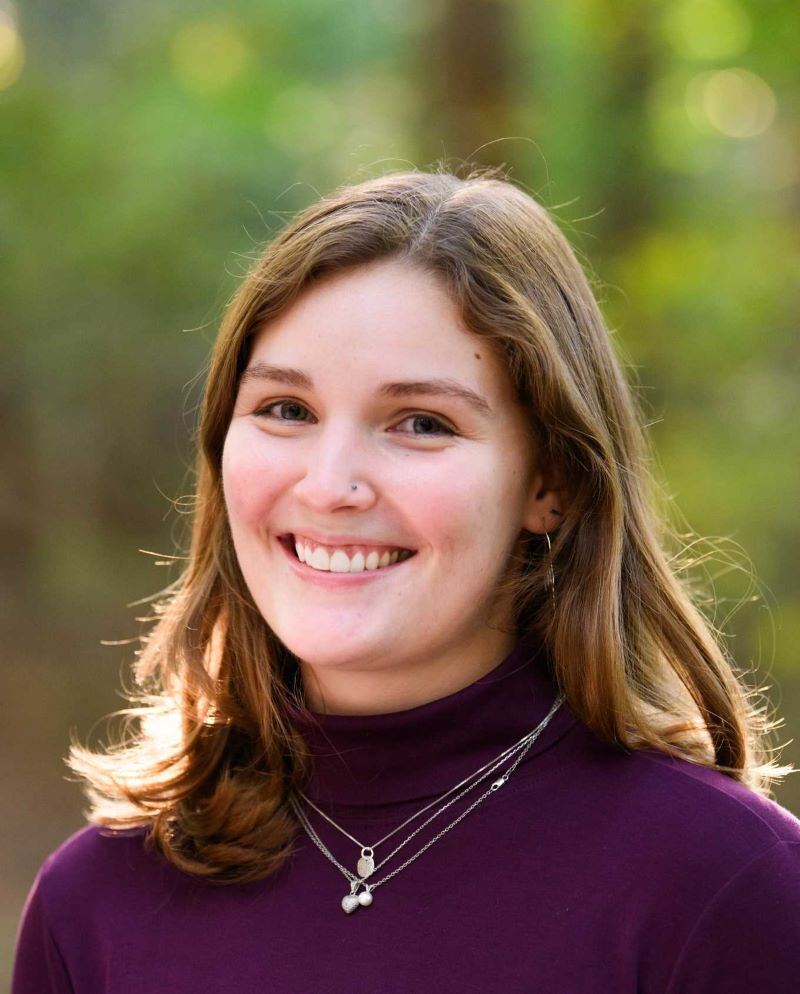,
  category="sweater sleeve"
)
[12,874,74,994]
[664,840,800,994]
